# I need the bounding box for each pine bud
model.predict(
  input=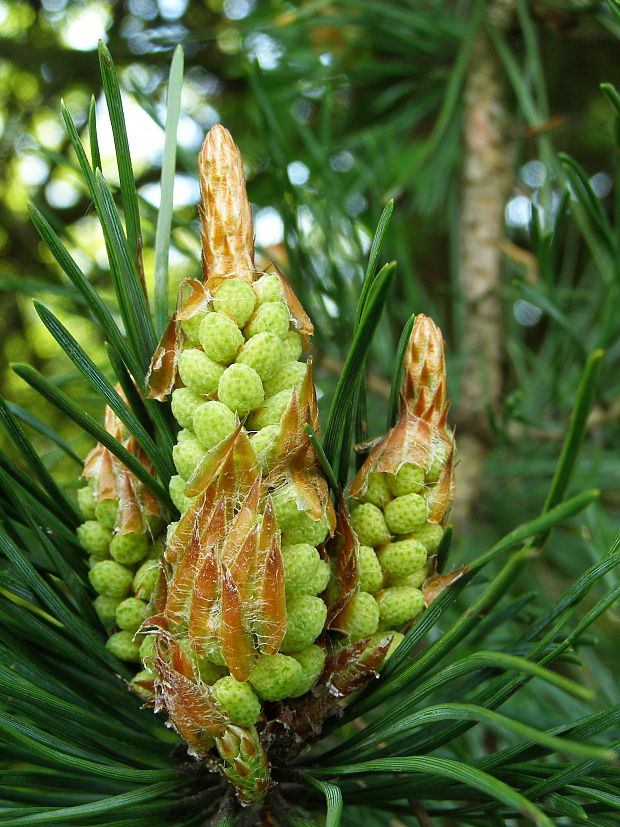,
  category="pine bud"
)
[199,311,244,364]
[211,676,261,726]
[172,431,207,478]
[376,586,425,627]
[77,482,96,519]
[144,125,335,805]
[217,364,264,416]
[249,653,304,701]
[237,332,285,382]
[77,520,112,557]
[247,388,294,430]
[106,630,141,662]
[361,472,393,509]
[213,277,256,327]
[350,503,391,548]
[405,522,444,553]
[95,498,118,530]
[281,543,323,597]
[263,360,307,396]
[115,597,148,632]
[387,462,425,496]
[89,560,133,598]
[178,348,224,395]
[281,329,303,362]
[378,538,427,579]
[193,401,236,450]
[383,493,427,535]
[357,545,384,593]
[281,595,328,653]
[93,595,121,625]
[244,301,290,339]
[340,591,380,642]
[254,273,283,304]
[290,644,326,697]
[171,387,205,430]
[110,532,149,565]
